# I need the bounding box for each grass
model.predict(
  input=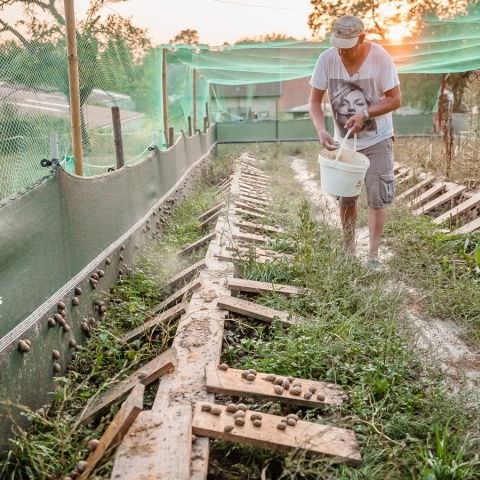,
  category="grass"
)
[0,150,234,479]
[207,145,480,479]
